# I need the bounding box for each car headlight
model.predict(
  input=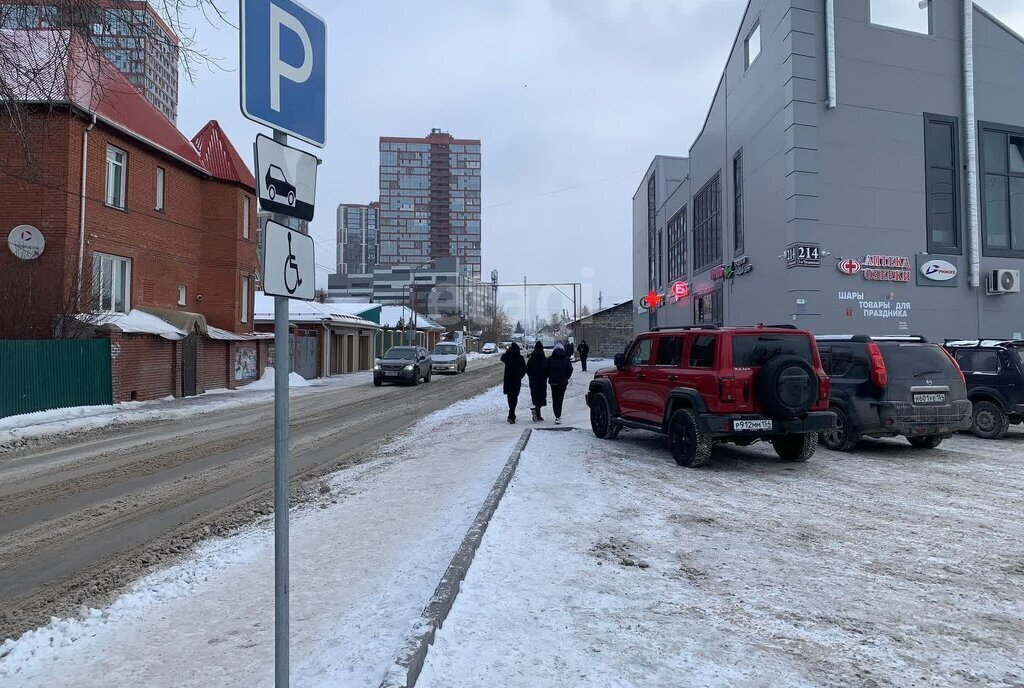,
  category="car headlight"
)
[404,364,414,371]
[373,363,381,371]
